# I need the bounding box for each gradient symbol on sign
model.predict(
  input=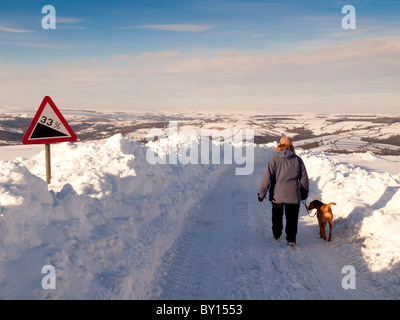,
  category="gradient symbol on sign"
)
[22,96,77,144]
